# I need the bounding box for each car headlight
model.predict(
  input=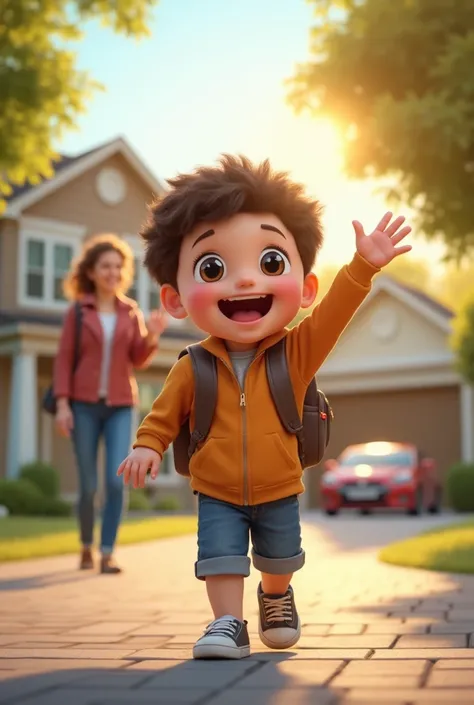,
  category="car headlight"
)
[322,473,338,486]
[392,470,413,484]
